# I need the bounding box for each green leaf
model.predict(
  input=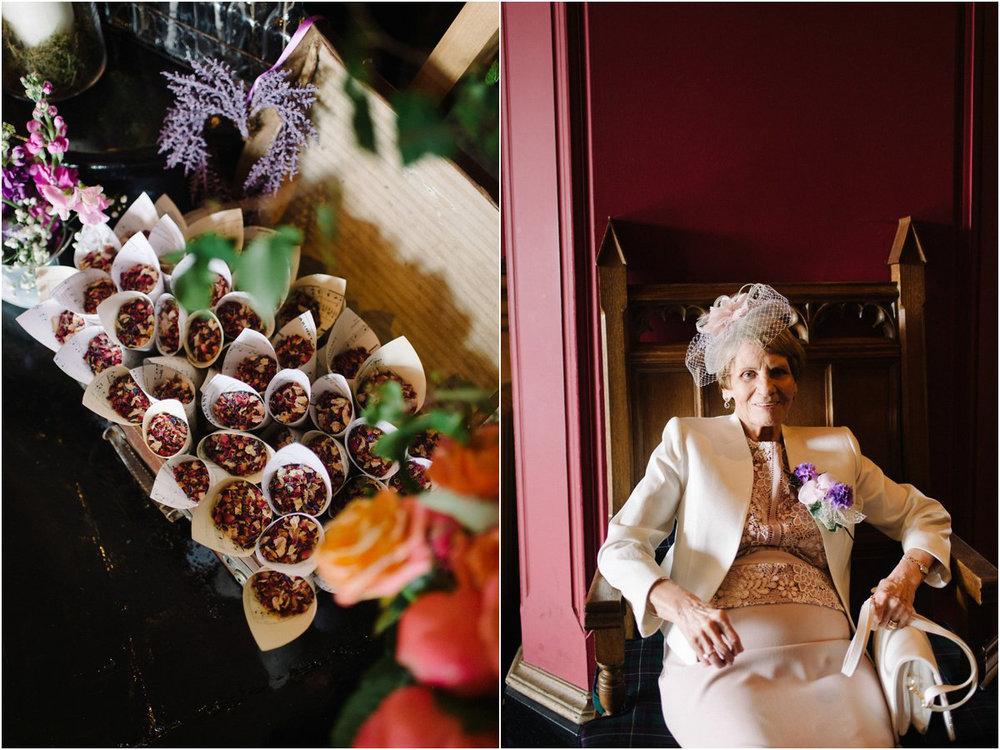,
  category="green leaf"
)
[345,76,376,153]
[434,691,499,734]
[392,91,455,165]
[233,225,300,314]
[485,59,499,86]
[330,655,413,747]
[361,380,407,426]
[372,571,444,635]
[418,489,498,532]
[186,232,241,268]
[316,202,338,242]
[171,258,215,311]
